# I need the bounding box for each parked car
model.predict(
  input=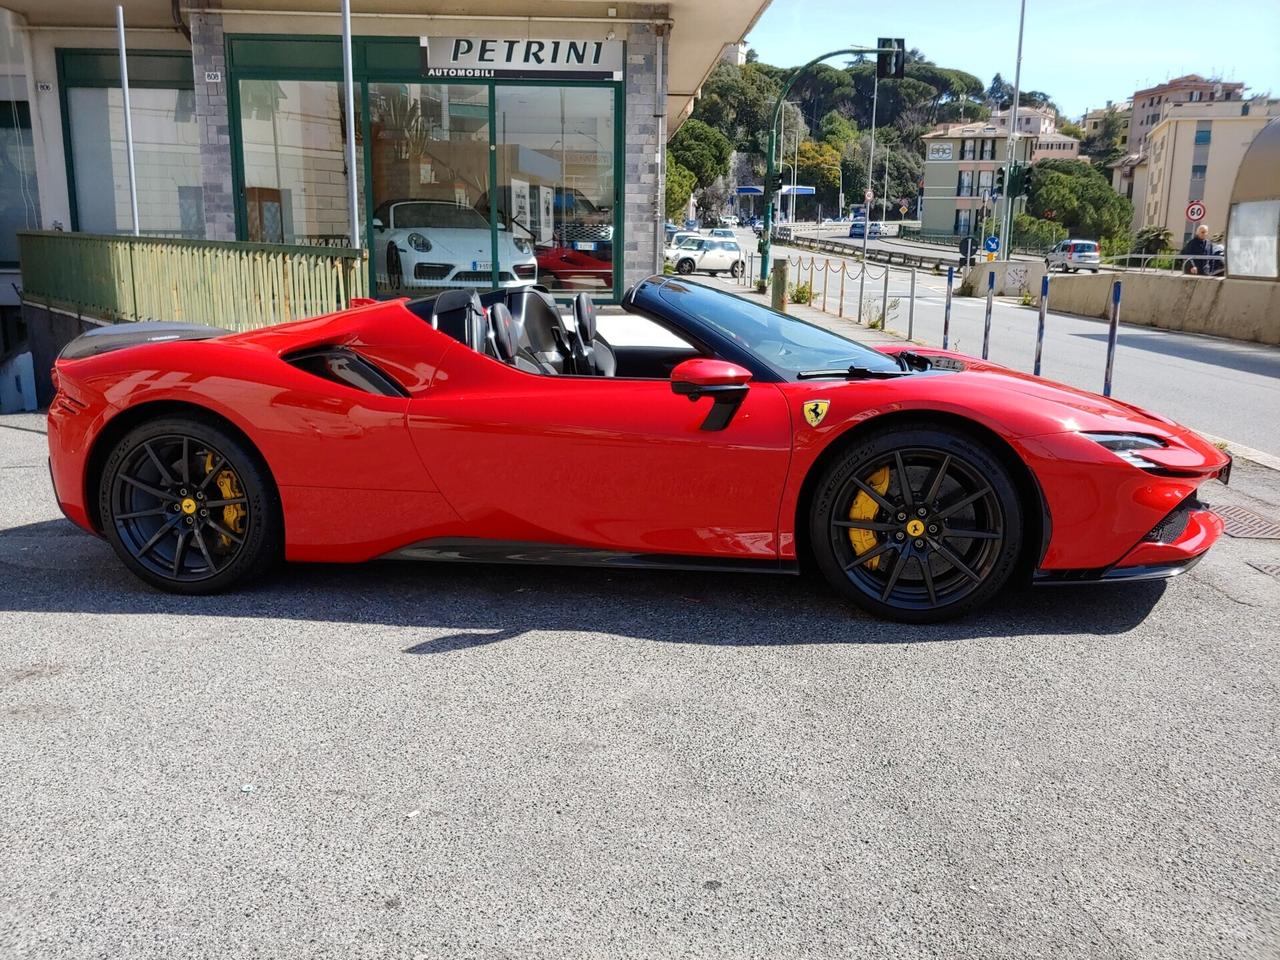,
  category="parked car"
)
[848,220,882,239]
[1046,239,1101,273]
[709,228,737,239]
[373,200,536,290]
[476,185,614,252]
[535,246,612,291]
[663,222,680,244]
[664,236,745,277]
[49,278,1231,622]
[667,231,701,250]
